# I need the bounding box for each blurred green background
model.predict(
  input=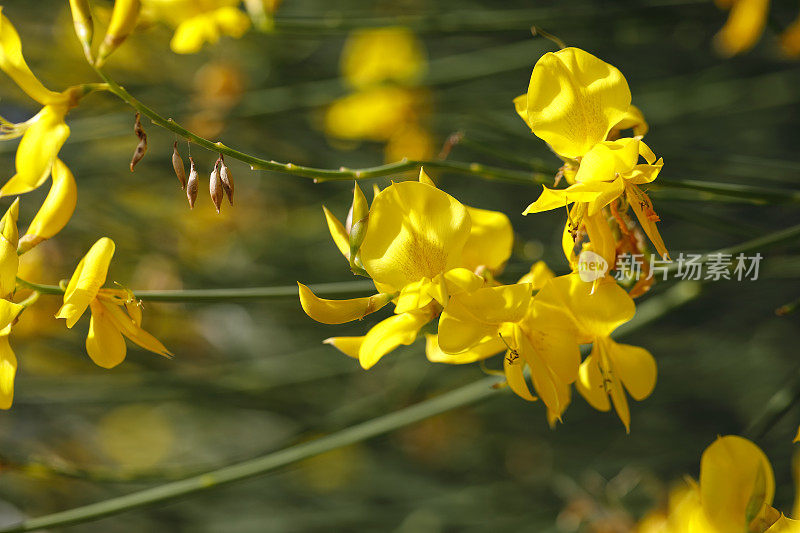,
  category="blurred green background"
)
[1,0,800,531]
